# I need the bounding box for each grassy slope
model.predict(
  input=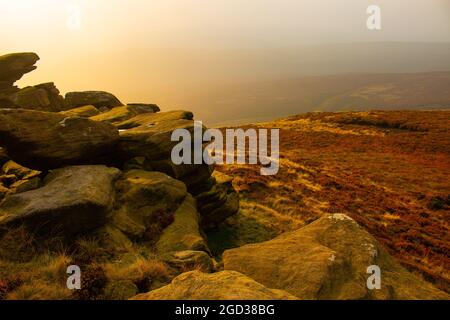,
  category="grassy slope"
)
[217,110,450,293]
